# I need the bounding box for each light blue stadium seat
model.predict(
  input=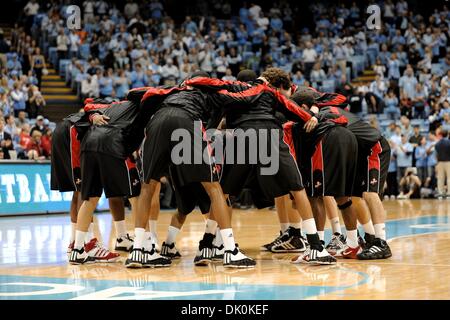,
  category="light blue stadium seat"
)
[431,64,444,77]
[59,59,71,78]
[320,79,335,92]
